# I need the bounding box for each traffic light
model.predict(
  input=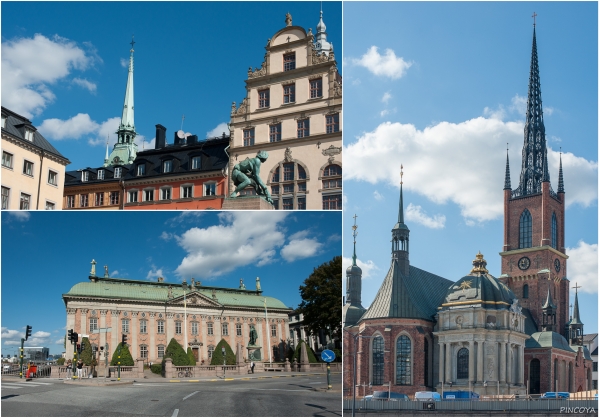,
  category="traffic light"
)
[67,329,73,342]
[77,344,80,352]
[80,342,86,352]
[25,325,32,341]
[72,332,79,343]
[121,334,127,346]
